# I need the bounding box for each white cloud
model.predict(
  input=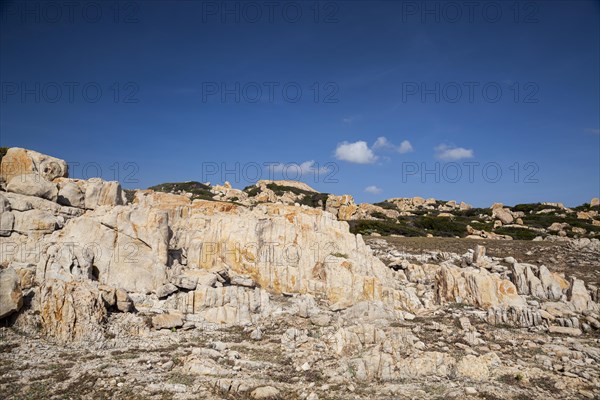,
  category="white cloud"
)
[365,185,382,194]
[434,144,474,161]
[334,141,378,164]
[271,160,329,175]
[585,128,600,135]
[398,140,414,154]
[373,136,414,154]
